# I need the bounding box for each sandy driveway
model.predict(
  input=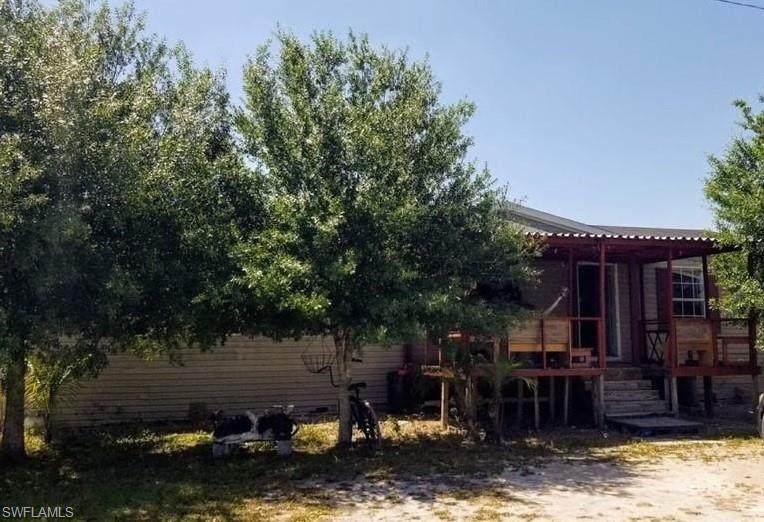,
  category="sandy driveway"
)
[330,445,764,521]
